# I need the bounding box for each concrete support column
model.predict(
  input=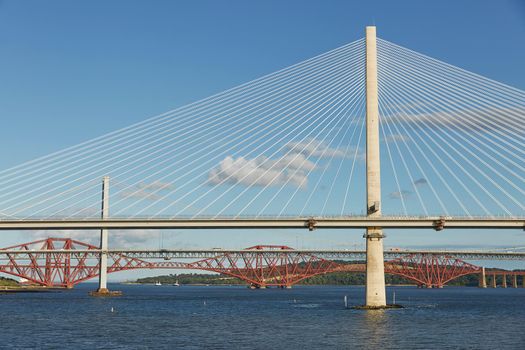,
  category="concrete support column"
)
[502,274,507,288]
[478,267,487,288]
[97,176,110,293]
[523,276,525,288]
[492,274,497,288]
[512,274,518,288]
[364,26,386,308]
